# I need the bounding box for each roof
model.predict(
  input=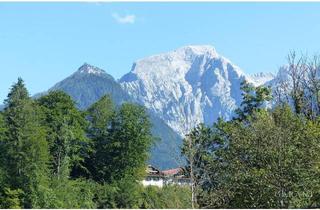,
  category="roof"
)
[146,165,161,174]
[146,165,188,178]
[162,168,183,176]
